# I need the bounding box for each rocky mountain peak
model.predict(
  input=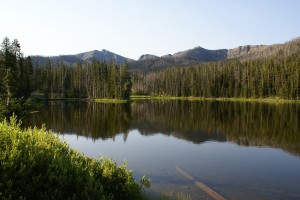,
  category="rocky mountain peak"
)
[138,54,159,61]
